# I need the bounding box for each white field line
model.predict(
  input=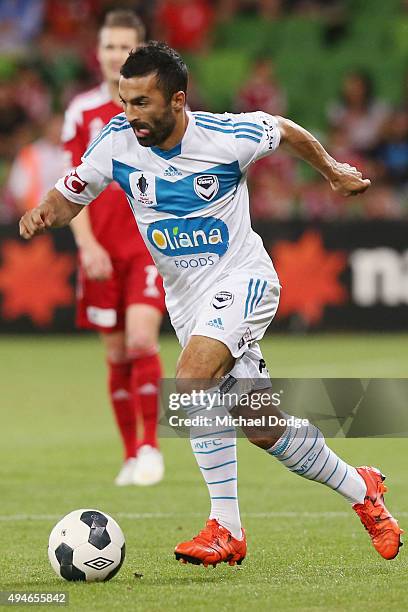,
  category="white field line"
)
[1,511,408,522]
